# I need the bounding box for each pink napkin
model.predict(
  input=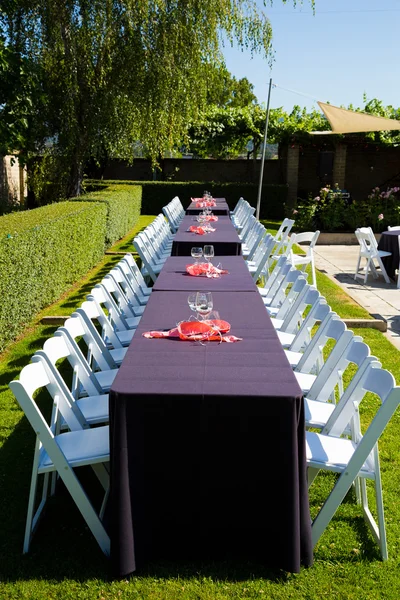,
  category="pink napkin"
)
[142,320,242,342]
[186,263,229,278]
[188,225,216,235]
